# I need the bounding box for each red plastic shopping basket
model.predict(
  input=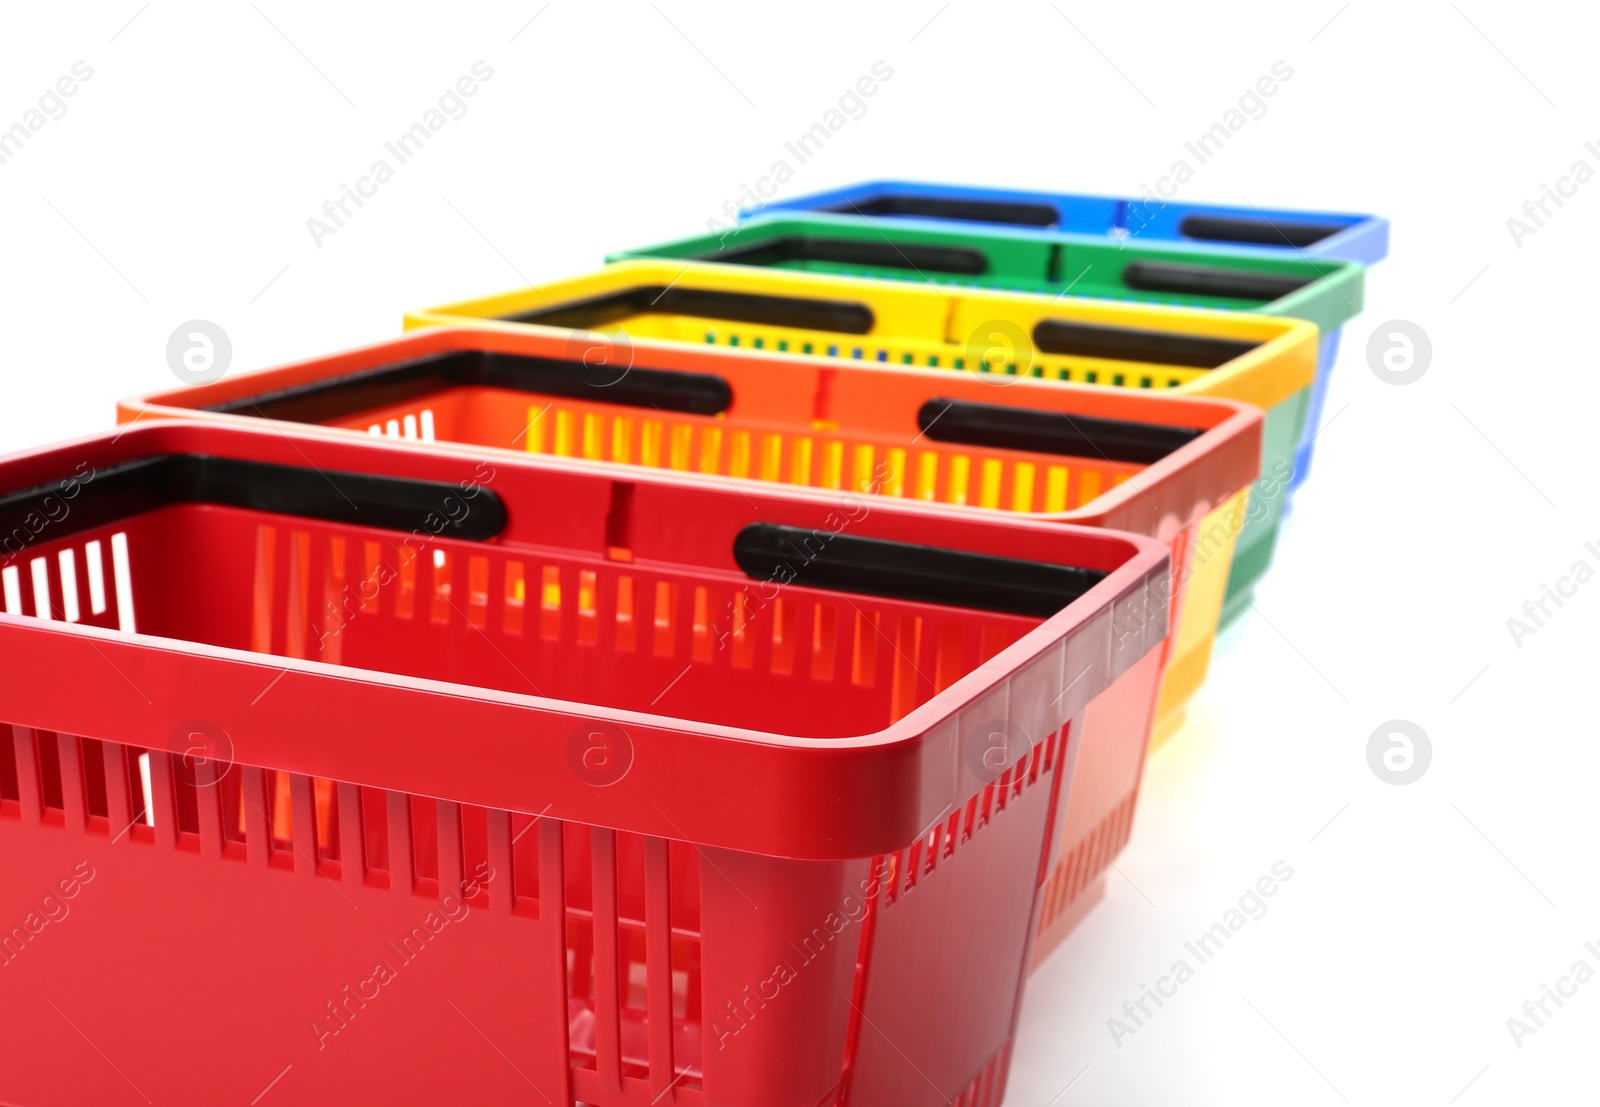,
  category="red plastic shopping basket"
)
[120,325,1262,965]
[0,421,1168,1107]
